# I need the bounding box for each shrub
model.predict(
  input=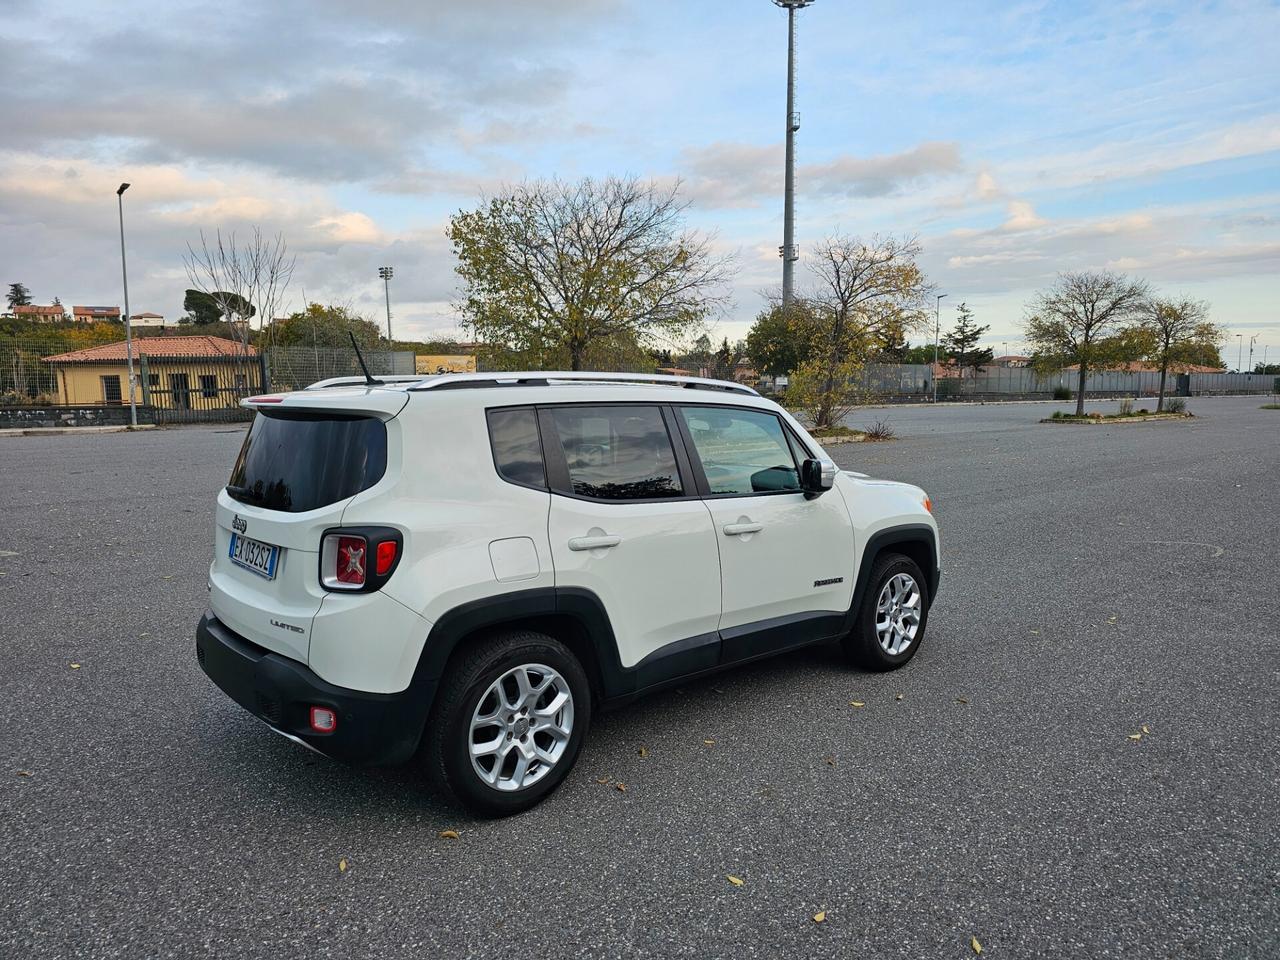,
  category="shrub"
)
[1136,408,1149,415]
[1052,385,1072,400]
[1165,397,1187,414]
[862,420,896,441]
[1119,398,1134,416]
